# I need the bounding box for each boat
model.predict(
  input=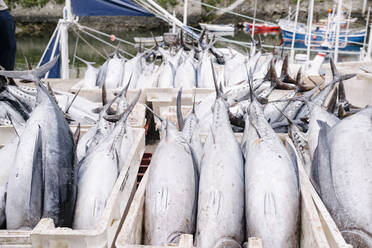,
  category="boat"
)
[243,22,280,32]
[278,18,366,48]
[134,36,163,46]
[199,23,235,32]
